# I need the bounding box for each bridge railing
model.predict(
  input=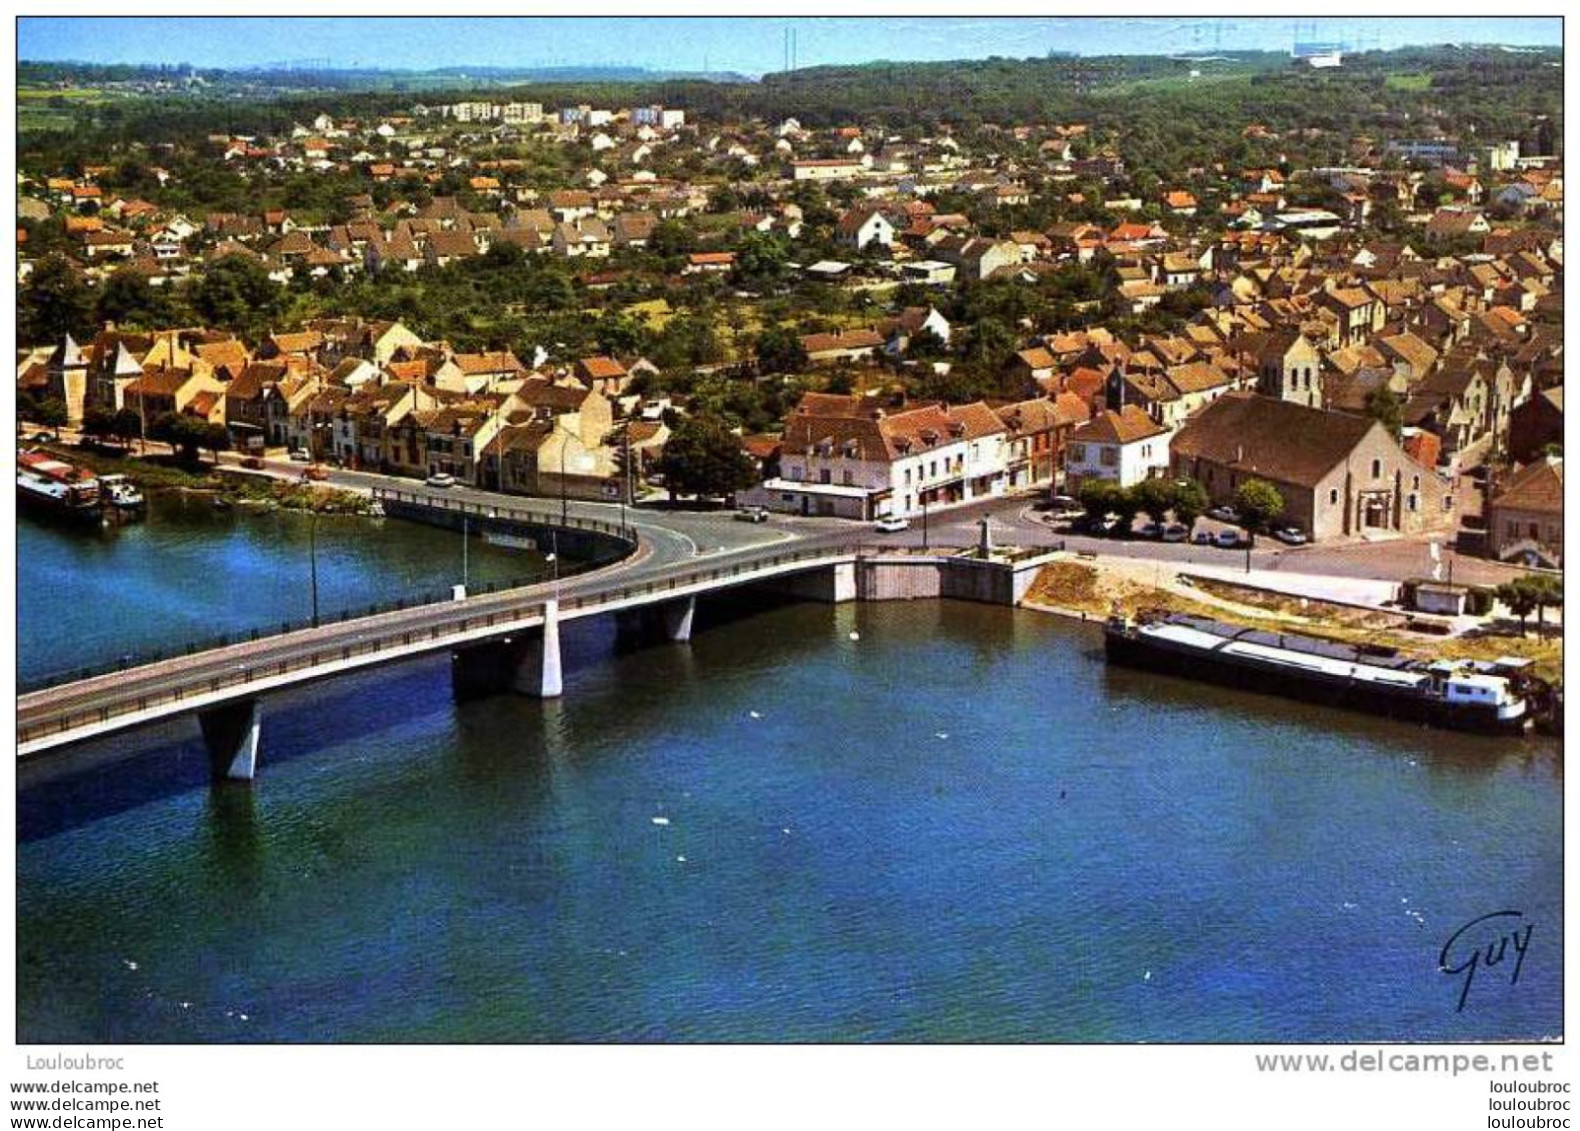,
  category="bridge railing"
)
[17,545,857,747]
[19,493,642,695]
[15,556,608,695]
[374,487,639,544]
